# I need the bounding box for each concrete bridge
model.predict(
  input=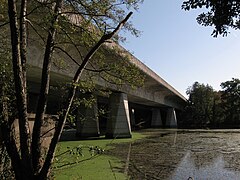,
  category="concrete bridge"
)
[26,40,186,138]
